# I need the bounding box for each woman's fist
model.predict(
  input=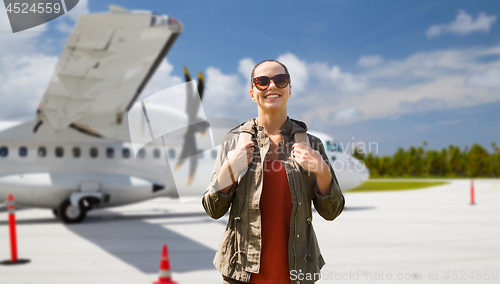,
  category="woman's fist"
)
[292,143,327,174]
[227,141,255,175]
